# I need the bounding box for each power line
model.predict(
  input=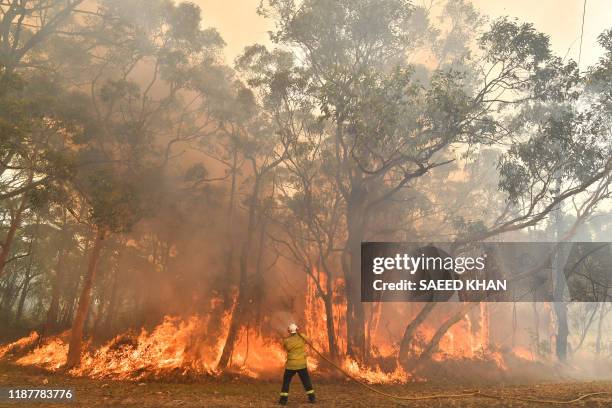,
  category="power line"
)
[578,0,587,67]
